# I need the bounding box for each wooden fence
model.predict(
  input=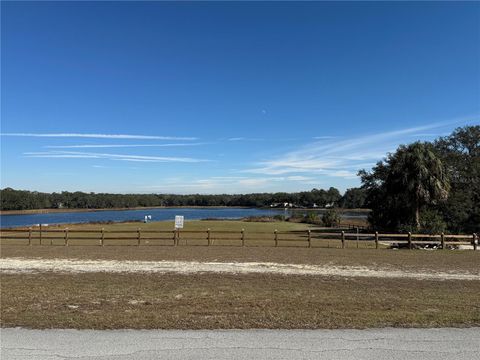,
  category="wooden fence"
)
[0,227,478,250]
